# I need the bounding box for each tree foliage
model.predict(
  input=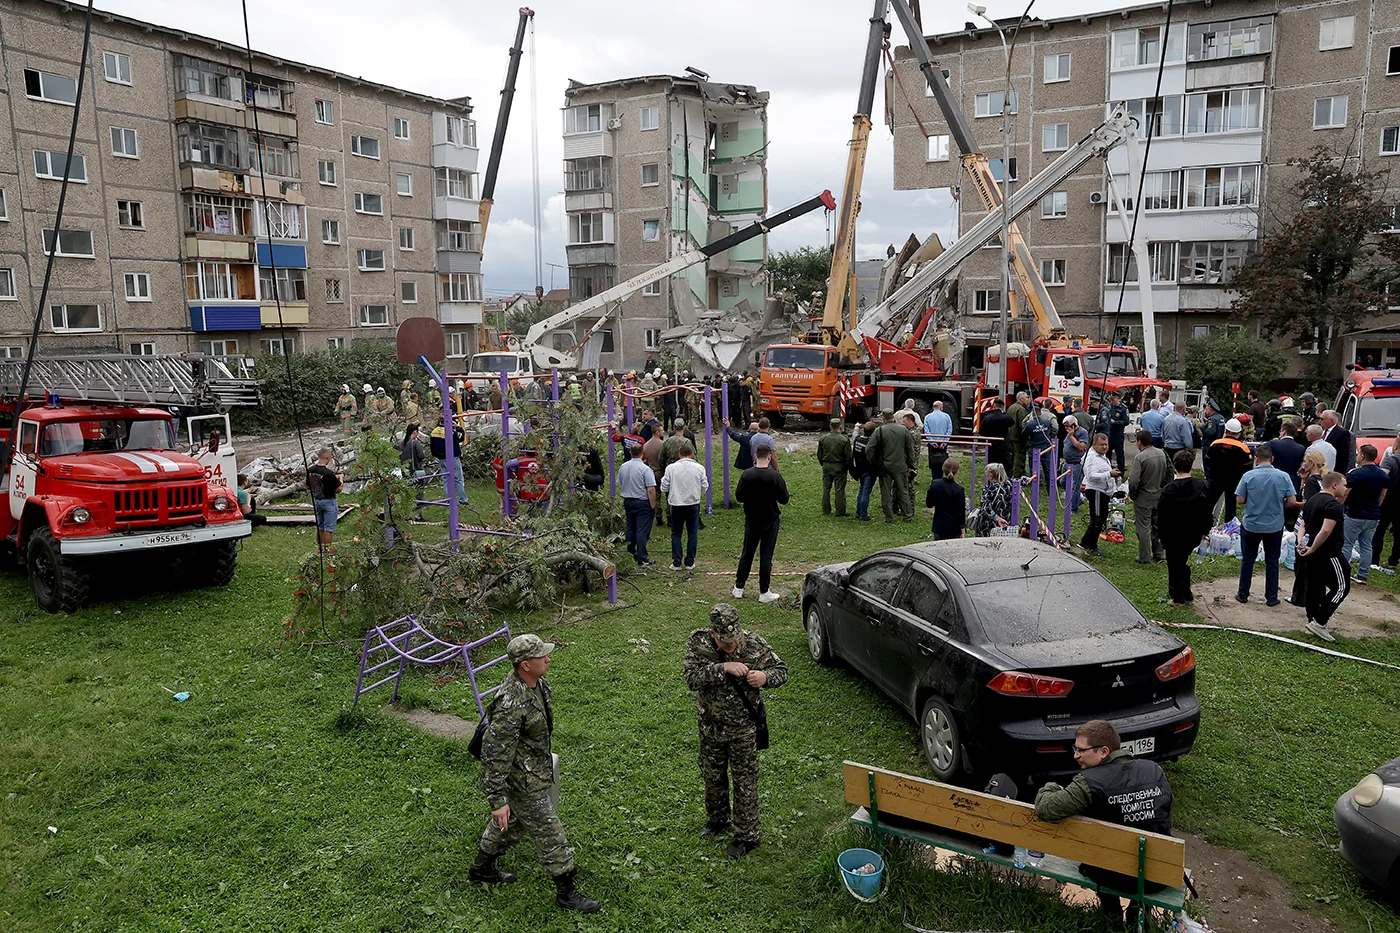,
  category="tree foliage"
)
[1181,331,1288,409]
[768,245,832,306]
[1230,148,1400,389]
[232,341,423,434]
[505,299,564,336]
